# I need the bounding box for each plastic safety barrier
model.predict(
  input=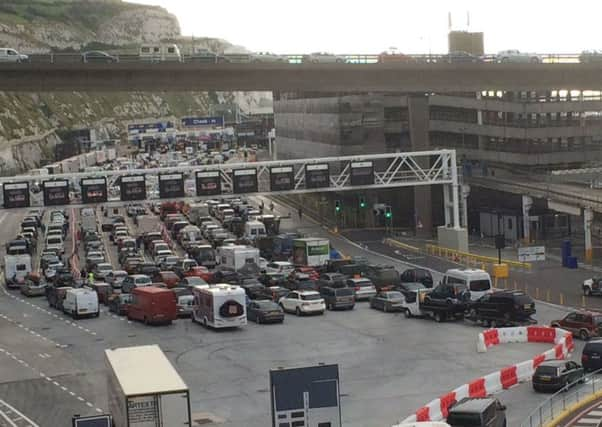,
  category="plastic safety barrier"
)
[394,326,573,426]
